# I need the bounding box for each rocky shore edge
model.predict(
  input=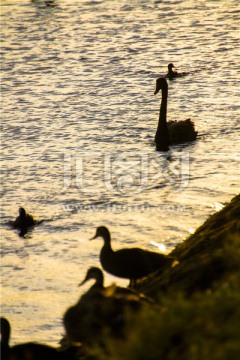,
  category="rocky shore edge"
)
[136,193,240,297]
[92,194,240,360]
